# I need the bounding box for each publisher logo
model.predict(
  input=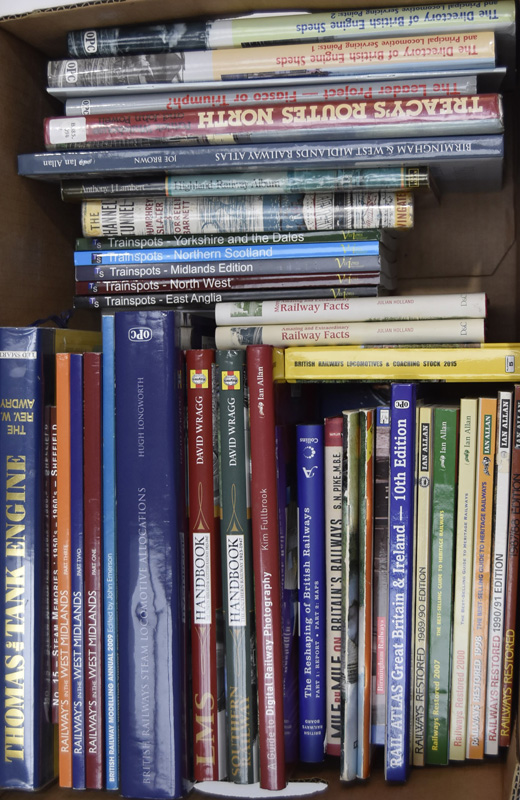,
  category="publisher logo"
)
[190,369,209,390]
[64,60,78,84]
[222,370,240,391]
[128,327,152,342]
[83,30,98,55]
[395,399,410,409]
